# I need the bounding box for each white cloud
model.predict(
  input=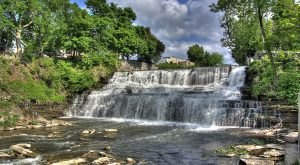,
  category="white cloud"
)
[108,0,234,64]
